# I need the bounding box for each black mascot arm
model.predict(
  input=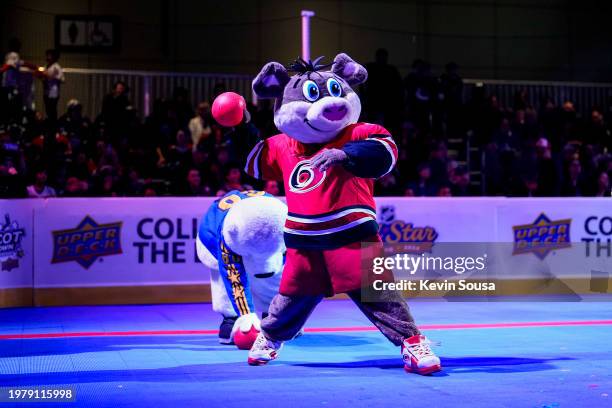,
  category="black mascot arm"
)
[341,134,398,179]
